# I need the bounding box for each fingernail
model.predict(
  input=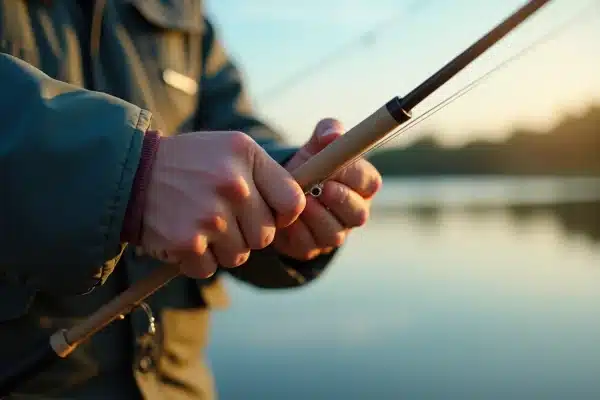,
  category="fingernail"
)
[321,127,342,138]
[236,253,249,266]
[262,232,274,248]
[202,270,215,279]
